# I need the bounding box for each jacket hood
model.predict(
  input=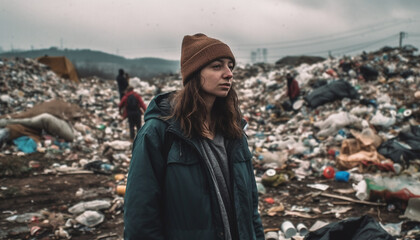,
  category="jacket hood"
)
[143,91,190,141]
[144,91,174,122]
